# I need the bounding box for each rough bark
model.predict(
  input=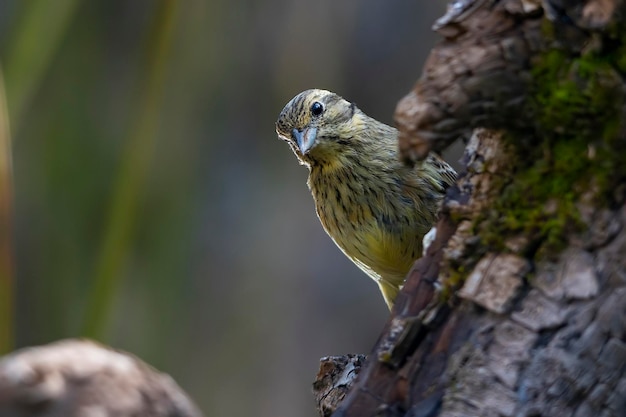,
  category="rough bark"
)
[313,0,626,416]
[0,339,203,417]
